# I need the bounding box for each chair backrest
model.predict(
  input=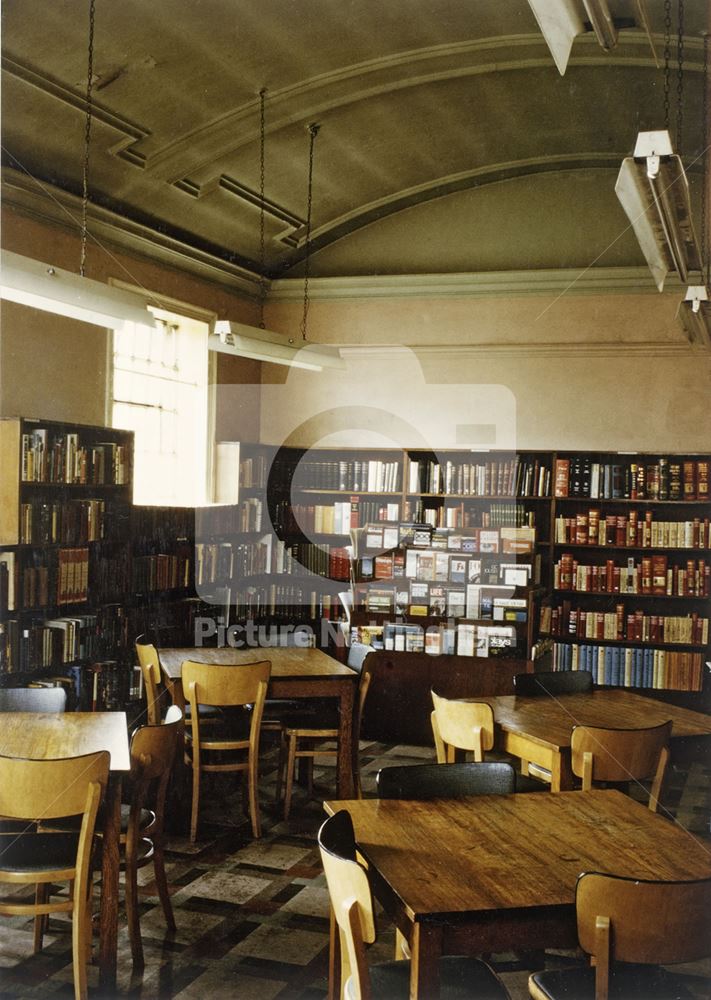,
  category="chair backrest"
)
[571,720,671,809]
[0,750,109,821]
[318,810,375,999]
[181,660,270,745]
[347,642,371,673]
[0,686,66,712]
[576,872,711,979]
[430,690,495,762]
[376,761,515,799]
[135,636,164,725]
[164,703,183,726]
[130,714,182,783]
[514,669,593,696]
